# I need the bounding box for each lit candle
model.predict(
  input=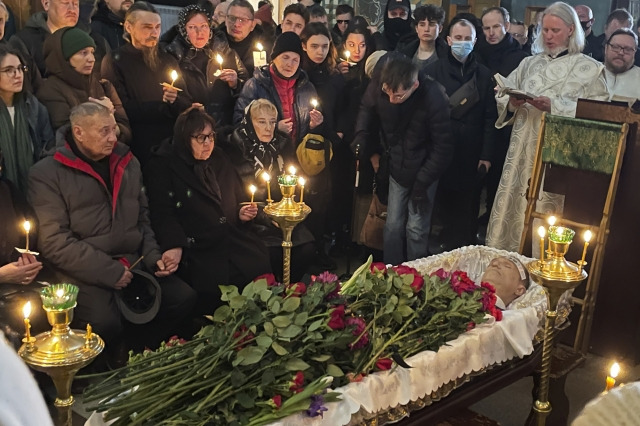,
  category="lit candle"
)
[605,362,620,391]
[537,226,546,261]
[23,301,32,341]
[579,230,592,271]
[216,54,224,71]
[547,215,557,226]
[344,50,351,61]
[262,172,272,202]
[170,70,178,87]
[249,184,257,203]
[253,42,267,67]
[55,288,65,305]
[310,98,318,109]
[23,220,31,252]
[257,42,264,52]
[288,165,296,175]
[298,177,305,204]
